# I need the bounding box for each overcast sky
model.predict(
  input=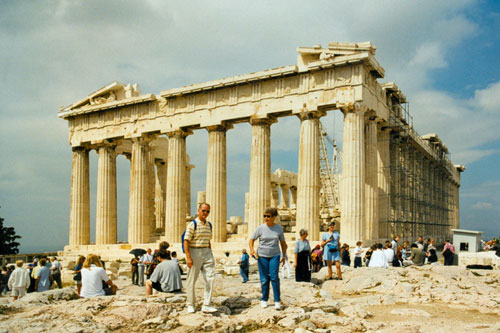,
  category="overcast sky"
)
[1,1,499,253]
